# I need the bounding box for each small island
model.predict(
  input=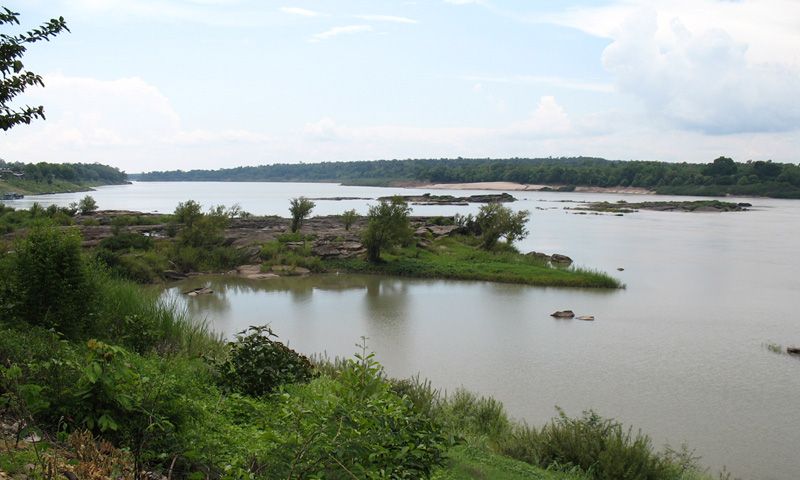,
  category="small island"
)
[567,199,751,214]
